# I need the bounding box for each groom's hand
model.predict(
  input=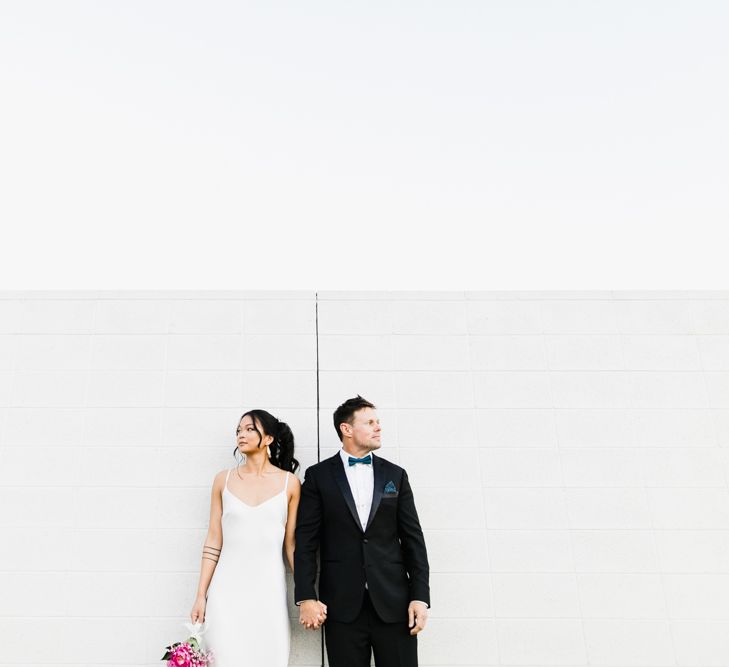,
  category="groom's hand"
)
[299,599,328,629]
[408,601,428,636]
